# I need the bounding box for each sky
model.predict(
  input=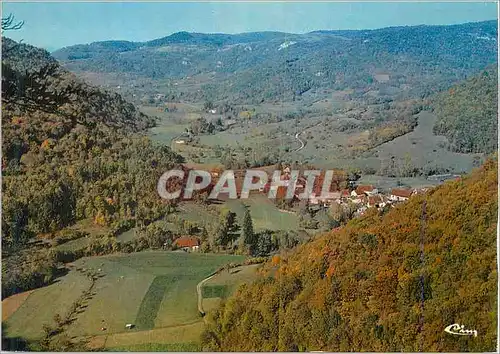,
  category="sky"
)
[2,1,498,51]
